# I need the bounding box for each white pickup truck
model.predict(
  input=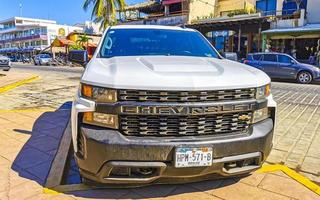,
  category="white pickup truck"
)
[70,25,276,185]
